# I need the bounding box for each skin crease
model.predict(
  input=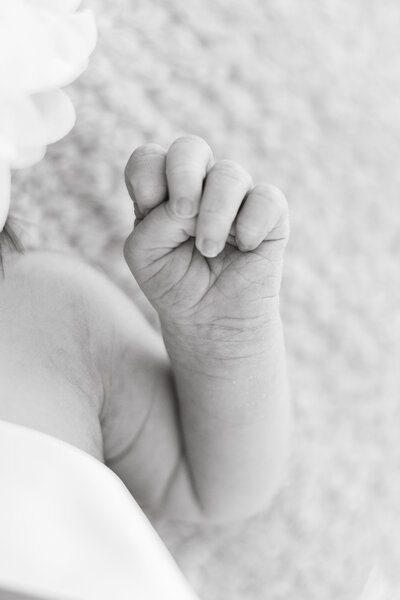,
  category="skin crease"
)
[0,135,291,526]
